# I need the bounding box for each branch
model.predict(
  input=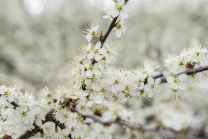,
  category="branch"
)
[152,65,208,83]
[92,1,130,65]
[0,95,66,138]
[100,16,119,47]
[100,0,129,47]
[18,108,61,139]
[17,108,65,139]
[73,107,177,139]
[74,107,208,139]
[177,65,208,75]
[92,16,119,65]
[0,95,19,109]
[10,101,19,108]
